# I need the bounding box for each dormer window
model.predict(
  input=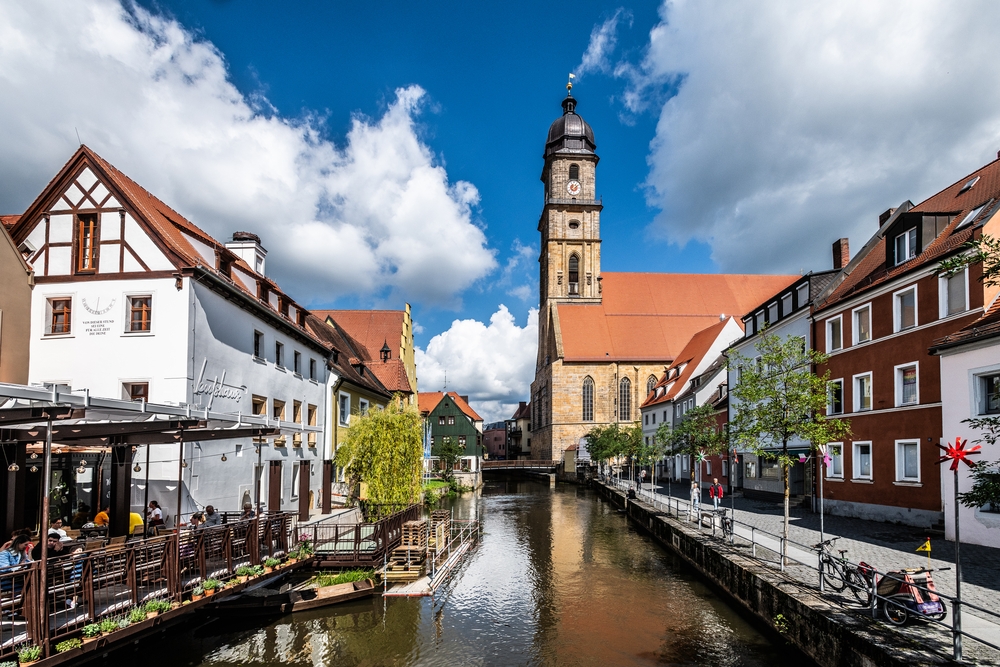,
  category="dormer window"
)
[894,227,917,265]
